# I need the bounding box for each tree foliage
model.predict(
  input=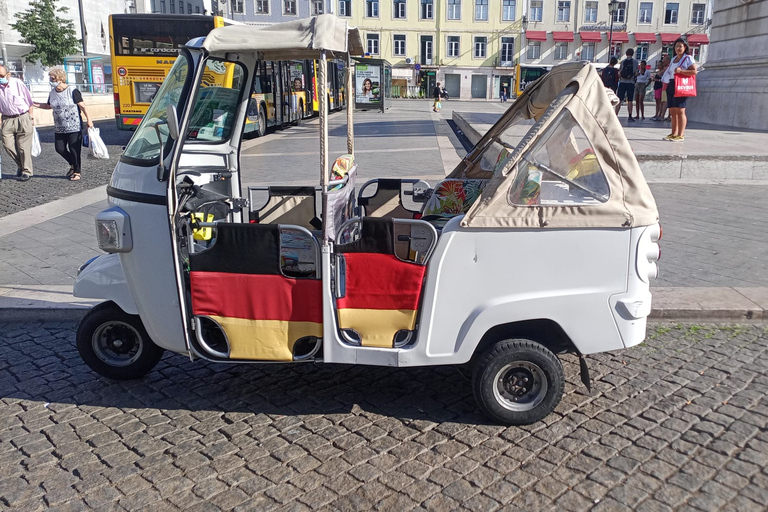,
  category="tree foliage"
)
[11,0,81,67]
